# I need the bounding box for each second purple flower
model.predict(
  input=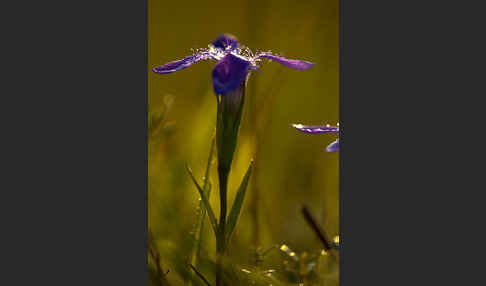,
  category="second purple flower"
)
[292,123,340,152]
